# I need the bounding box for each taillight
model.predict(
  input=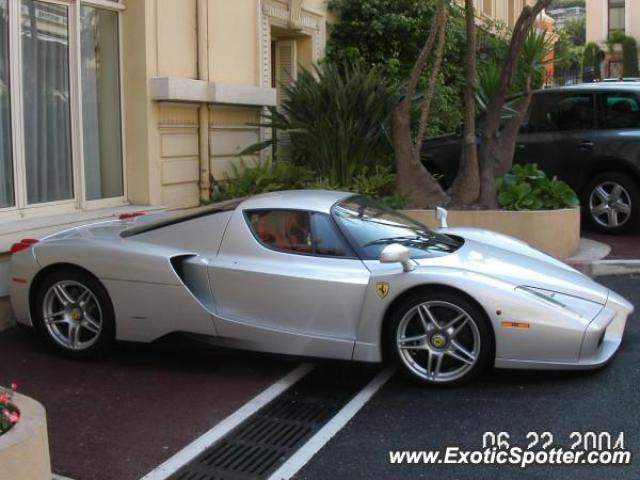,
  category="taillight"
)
[10,238,39,254]
[119,211,146,221]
